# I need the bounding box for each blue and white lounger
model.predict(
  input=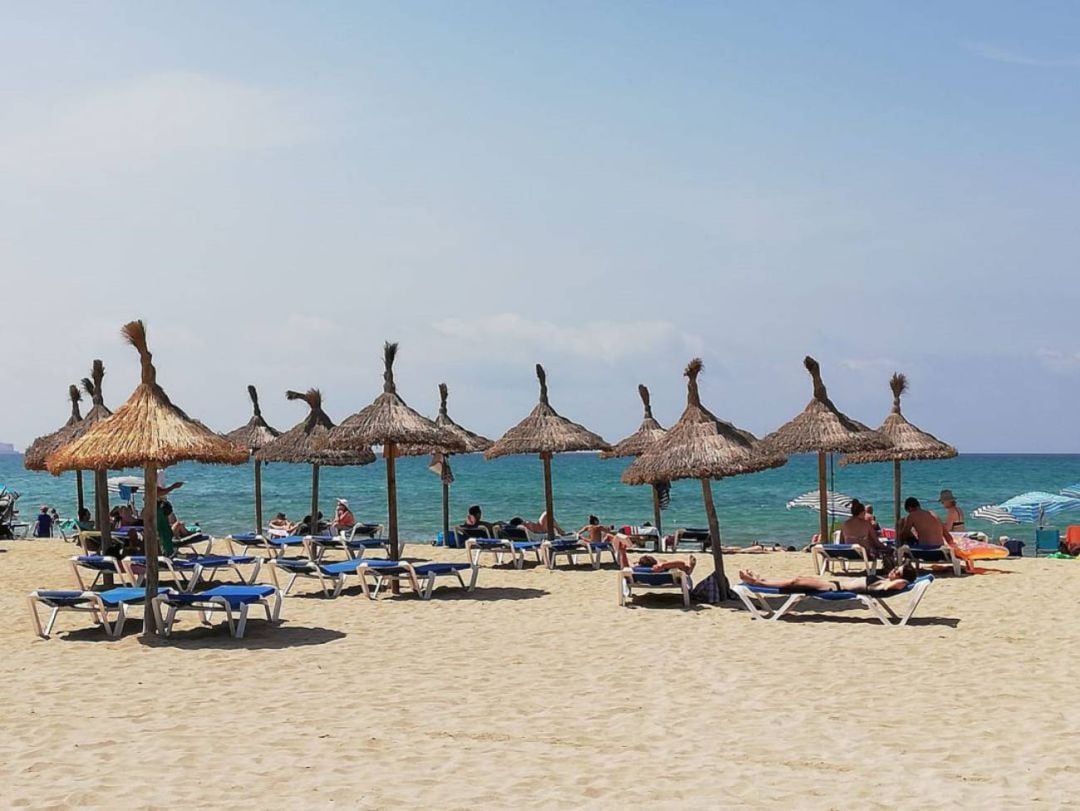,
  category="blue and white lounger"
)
[899,544,963,576]
[226,532,275,556]
[153,585,282,638]
[28,587,167,638]
[359,560,479,599]
[618,566,693,608]
[266,556,372,598]
[465,536,544,569]
[542,537,590,569]
[70,555,131,590]
[171,531,214,555]
[811,543,878,575]
[732,574,935,626]
[125,554,262,593]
